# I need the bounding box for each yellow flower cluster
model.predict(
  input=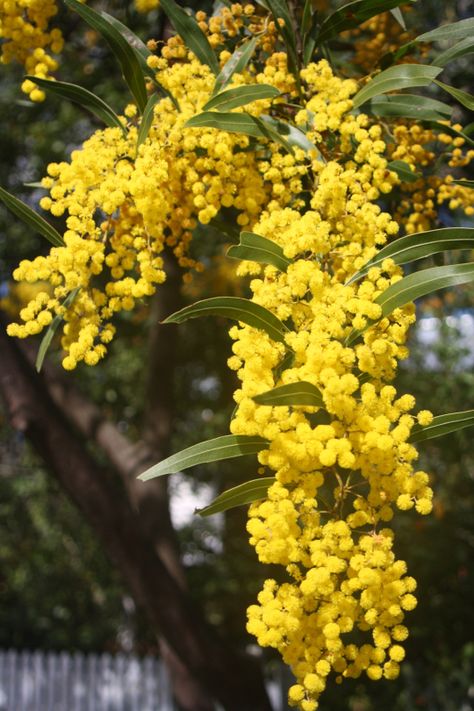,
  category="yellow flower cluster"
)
[389,123,474,233]
[227,64,434,711]
[347,10,415,72]
[0,0,63,101]
[7,39,306,368]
